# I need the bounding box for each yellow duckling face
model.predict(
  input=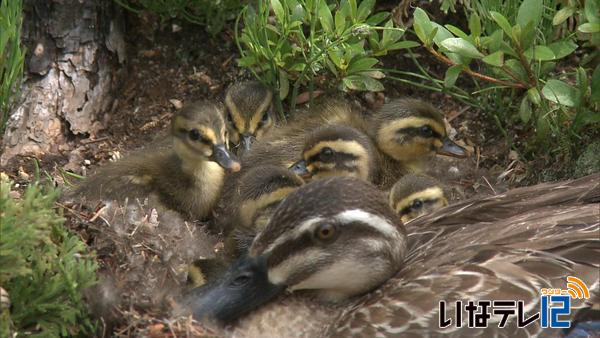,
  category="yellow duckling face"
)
[373,99,467,167]
[171,101,241,172]
[224,81,274,153]
[389,174,448,223]
[290,125,375,182]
